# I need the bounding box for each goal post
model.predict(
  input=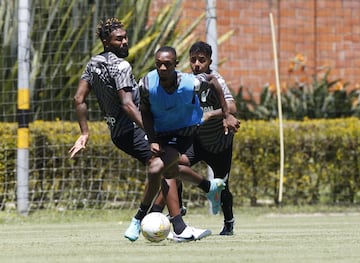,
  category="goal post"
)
[17,0,31,215]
